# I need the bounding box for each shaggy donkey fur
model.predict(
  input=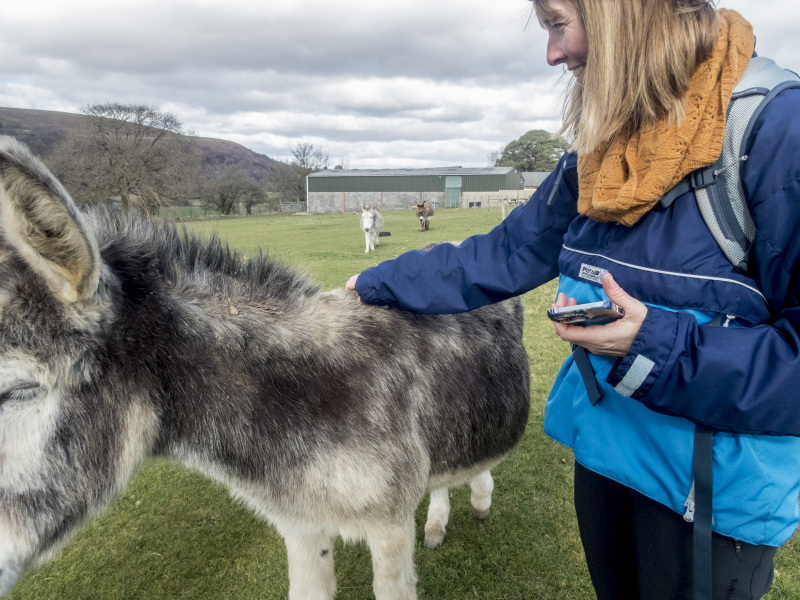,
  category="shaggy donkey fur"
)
[0,136,530,600]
